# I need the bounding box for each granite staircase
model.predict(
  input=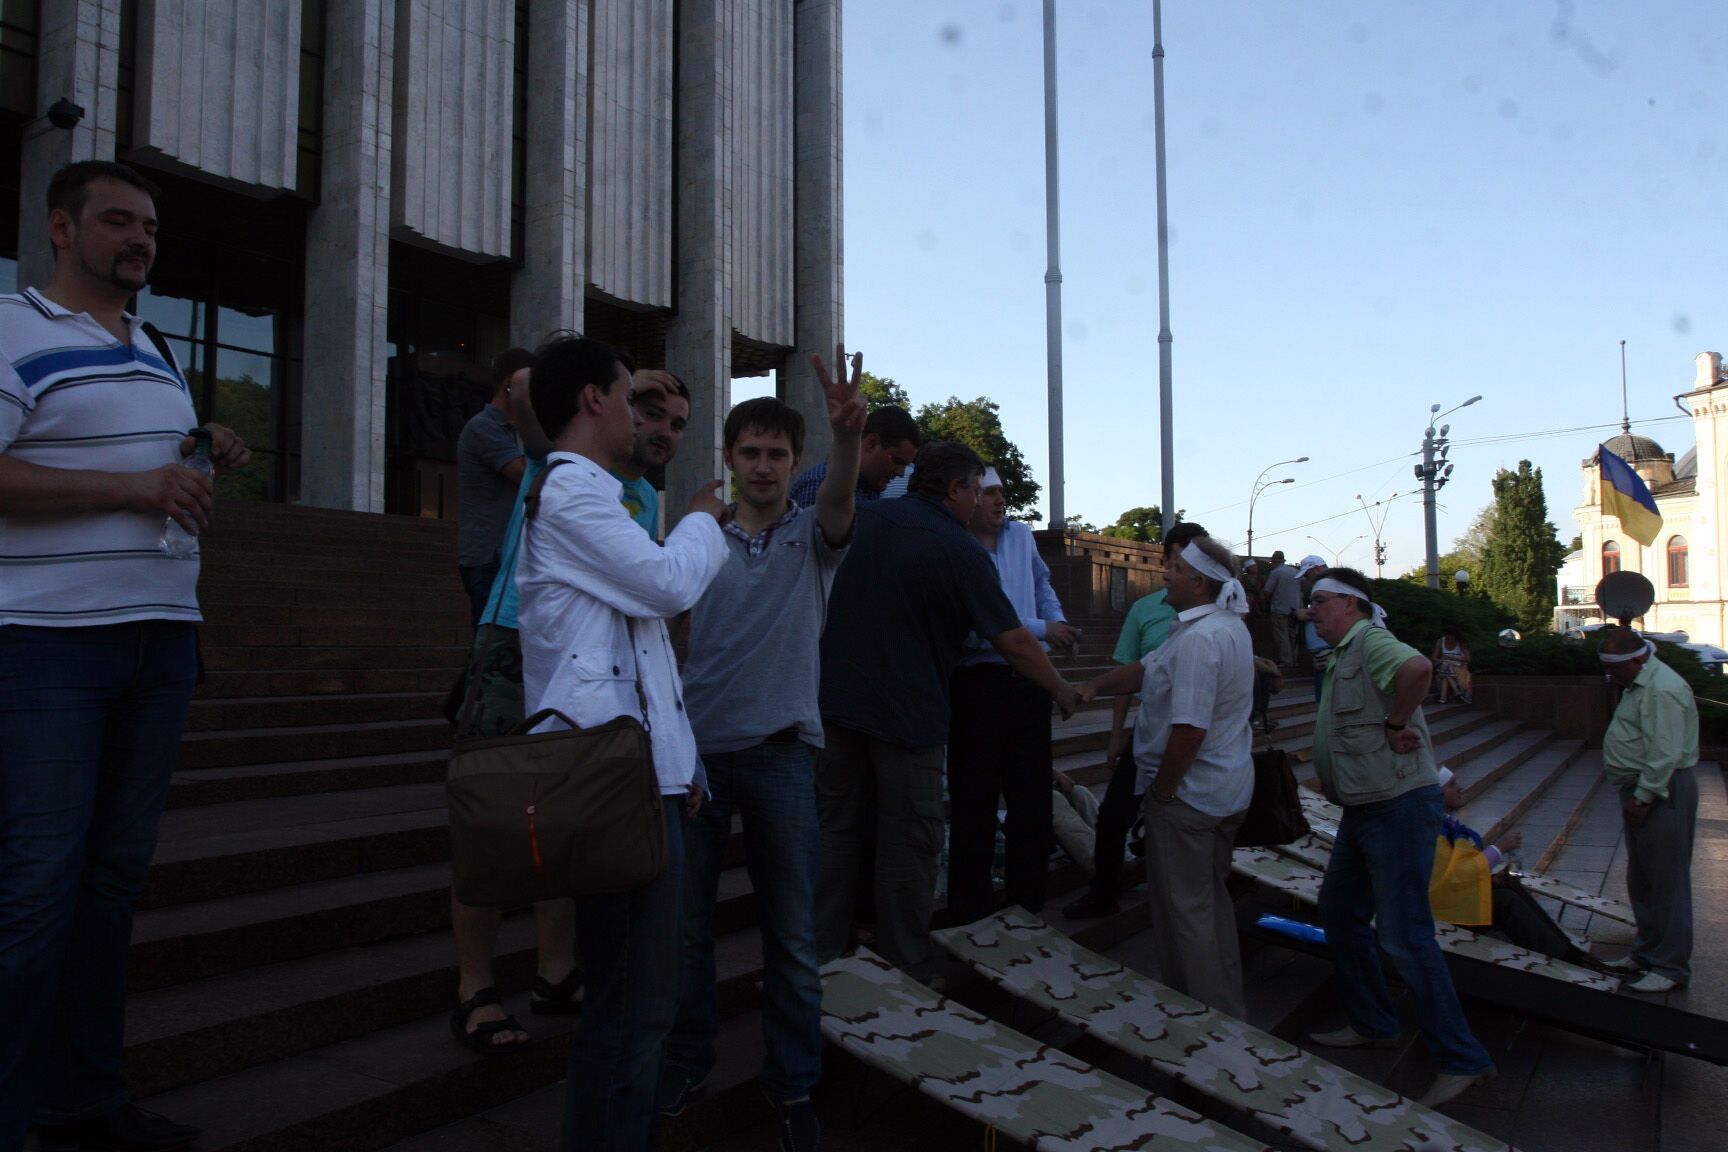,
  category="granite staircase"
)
[88,503,1640,1152]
